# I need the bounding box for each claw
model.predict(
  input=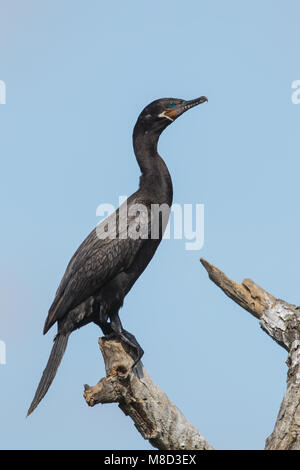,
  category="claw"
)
[120,329,144,368]
[95,316,144,368]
